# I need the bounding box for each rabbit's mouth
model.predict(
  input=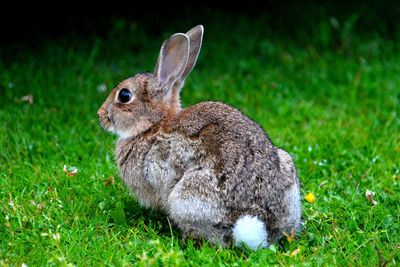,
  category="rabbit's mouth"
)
[97,107,132,138]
